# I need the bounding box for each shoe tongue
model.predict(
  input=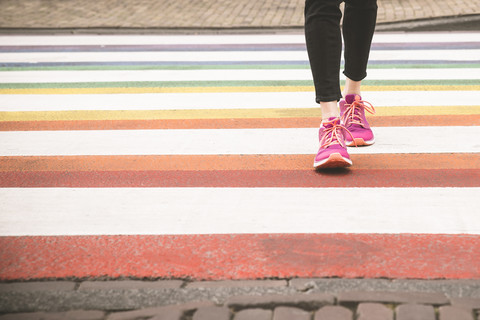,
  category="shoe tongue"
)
[345,94,361,104]
[322,117,340,128]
